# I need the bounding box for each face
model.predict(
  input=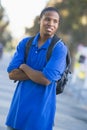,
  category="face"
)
[39,11,60,37]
